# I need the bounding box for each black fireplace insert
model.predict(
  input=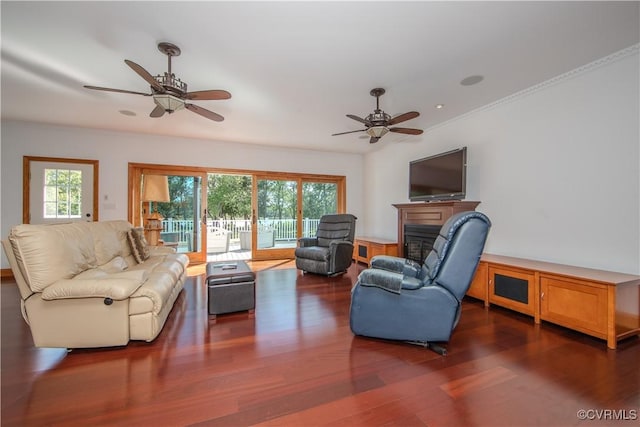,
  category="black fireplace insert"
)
[404,224,441,263]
